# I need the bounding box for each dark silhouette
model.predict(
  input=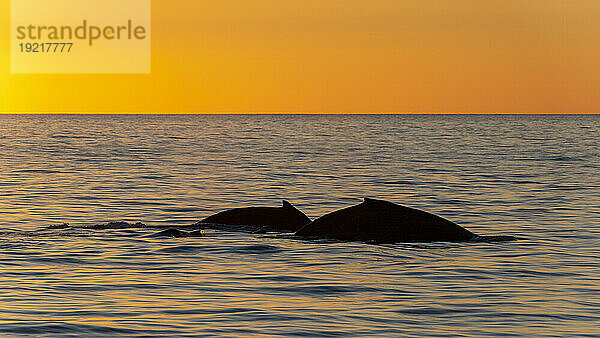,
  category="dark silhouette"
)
[198,200,311,233]
[45,199,515,244]
[295,198,516,243]
[150,228,205,238]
